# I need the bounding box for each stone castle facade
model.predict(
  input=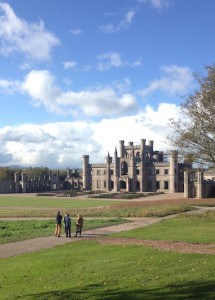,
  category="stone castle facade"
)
[82,139,186,193]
